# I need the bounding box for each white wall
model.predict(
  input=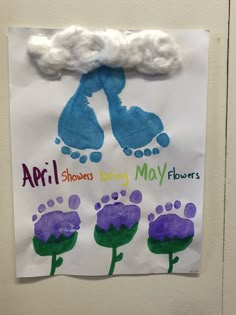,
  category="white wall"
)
[0,0,230,314]
[223,1,236,314]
